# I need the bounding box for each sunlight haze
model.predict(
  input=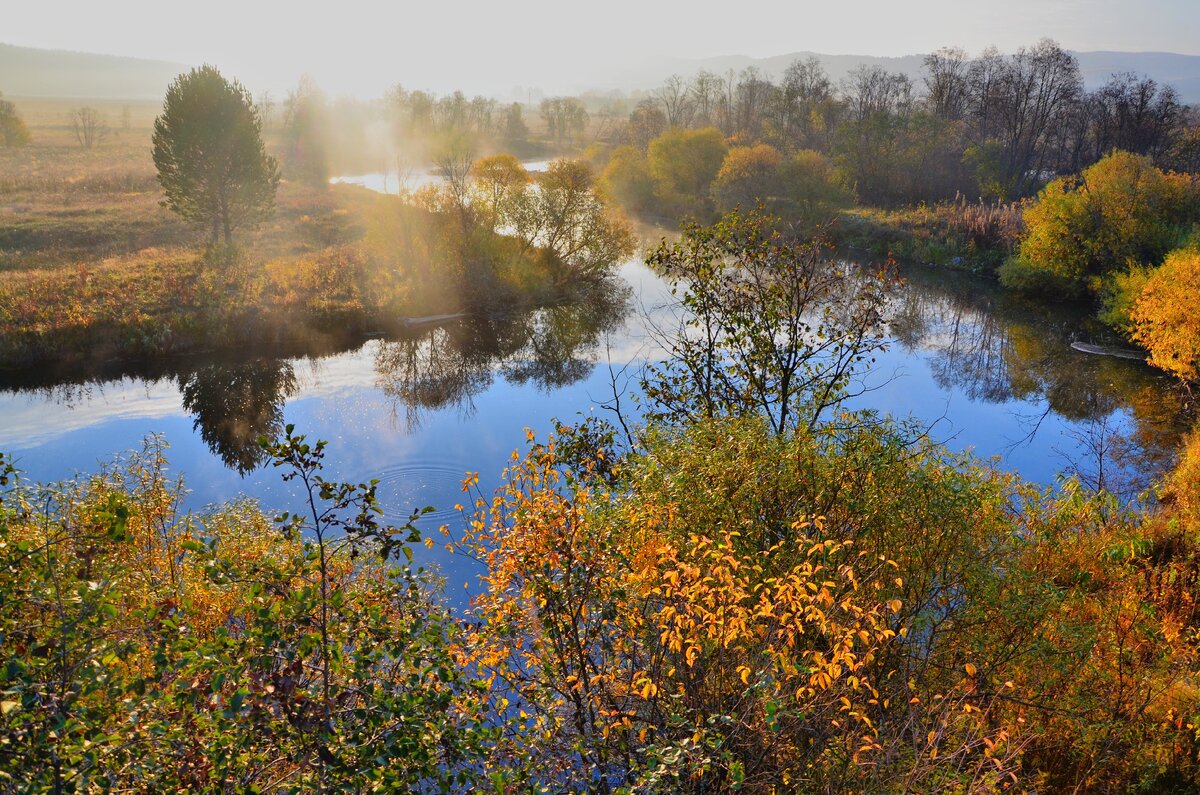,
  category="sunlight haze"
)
[6,0,1200,96]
